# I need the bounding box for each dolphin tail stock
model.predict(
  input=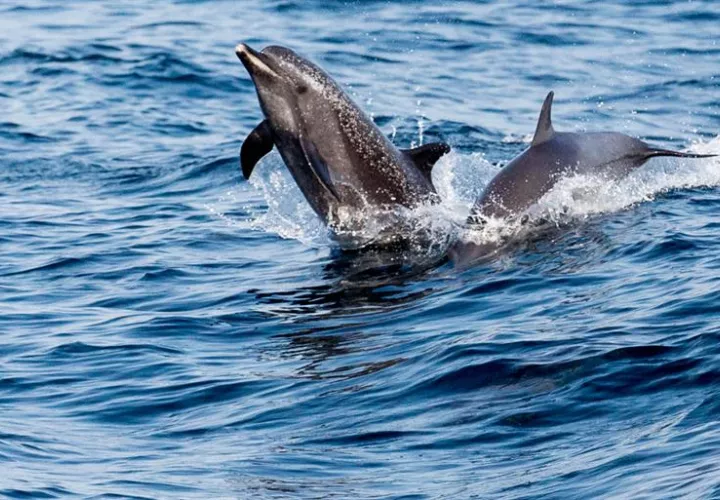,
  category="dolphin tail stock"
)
[644,148,717,160]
